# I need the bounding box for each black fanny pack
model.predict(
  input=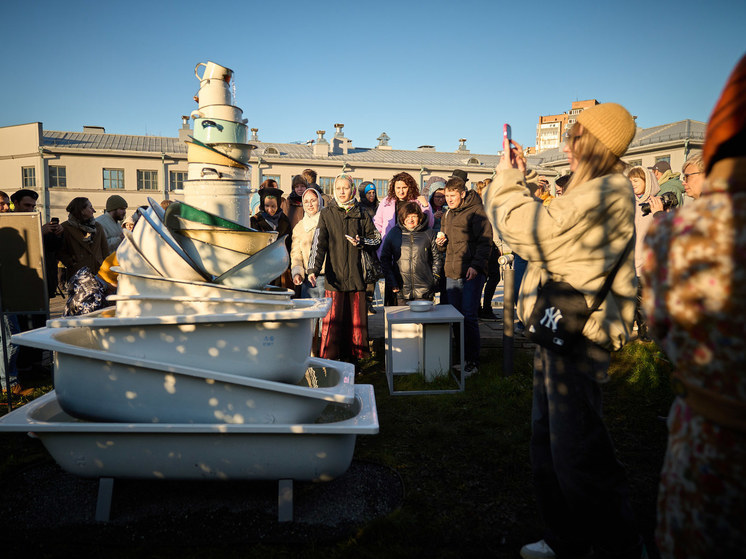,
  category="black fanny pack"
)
[527,238,634,355]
